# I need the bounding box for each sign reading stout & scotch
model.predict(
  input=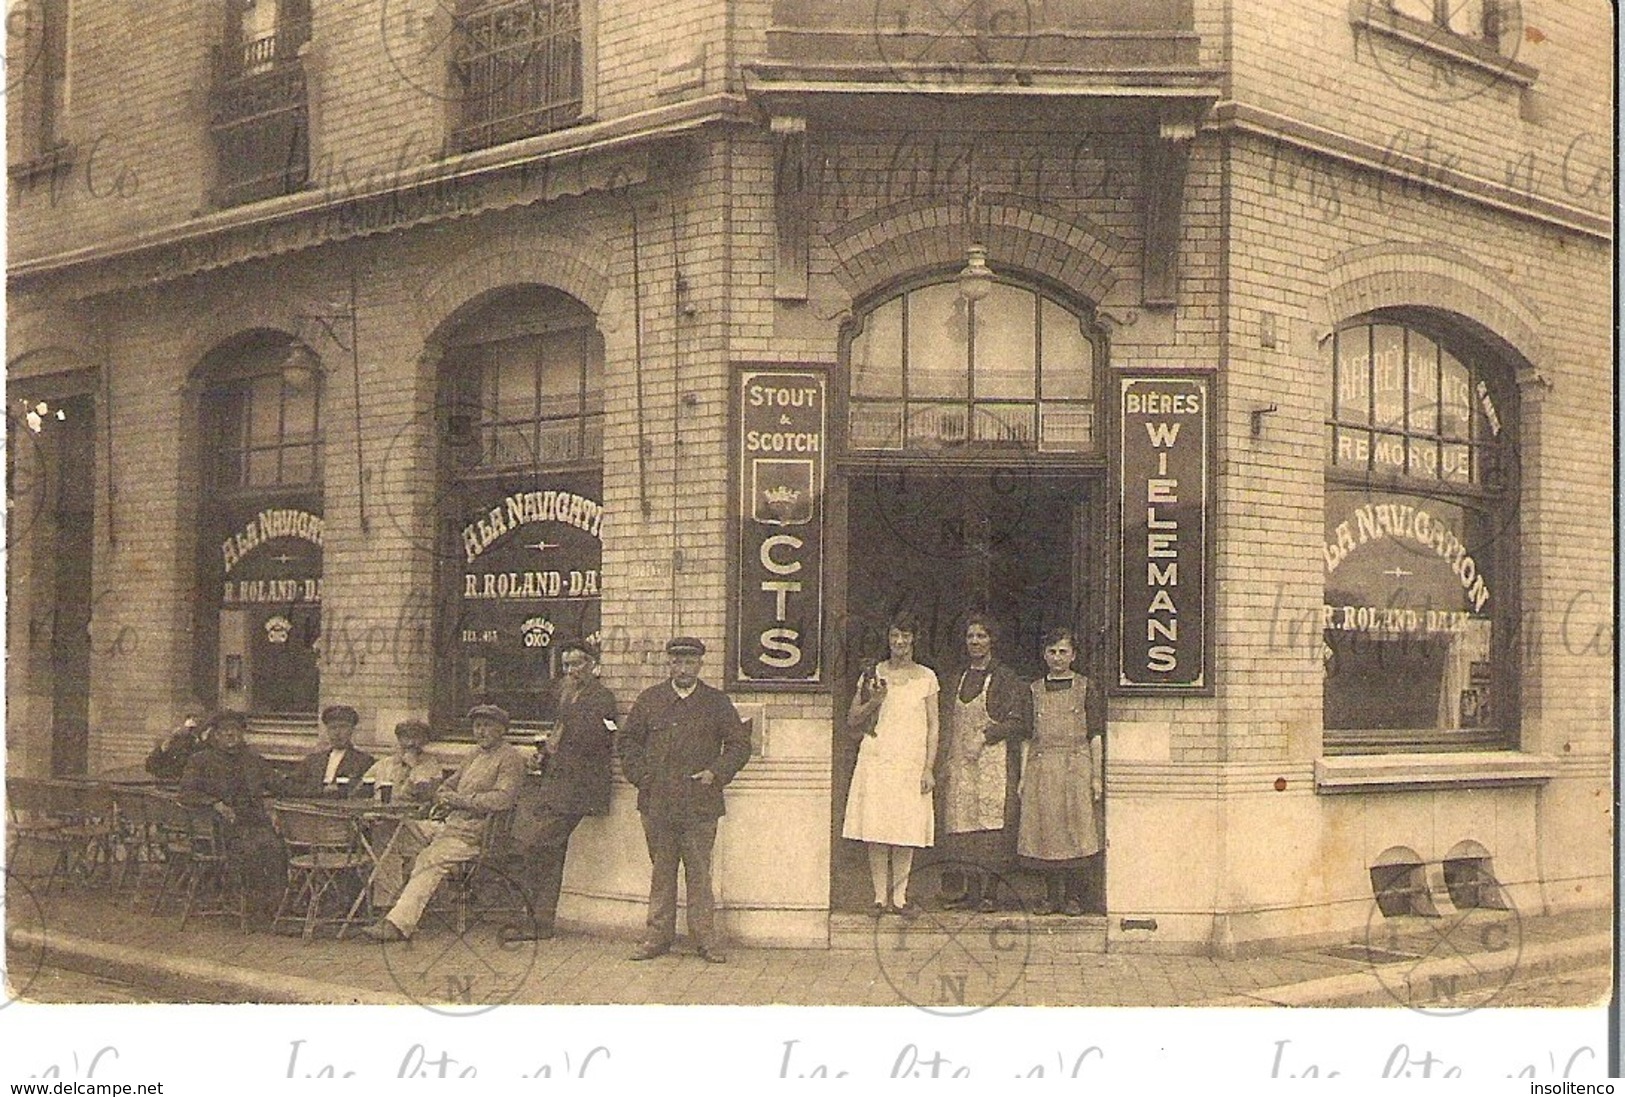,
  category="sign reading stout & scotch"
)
[732,368,825,687]
[1116,372,1212,694]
